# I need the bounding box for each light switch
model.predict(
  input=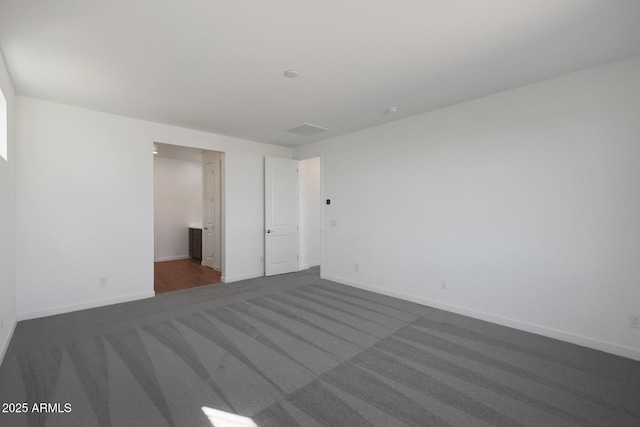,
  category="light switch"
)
[330,219,337,227]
